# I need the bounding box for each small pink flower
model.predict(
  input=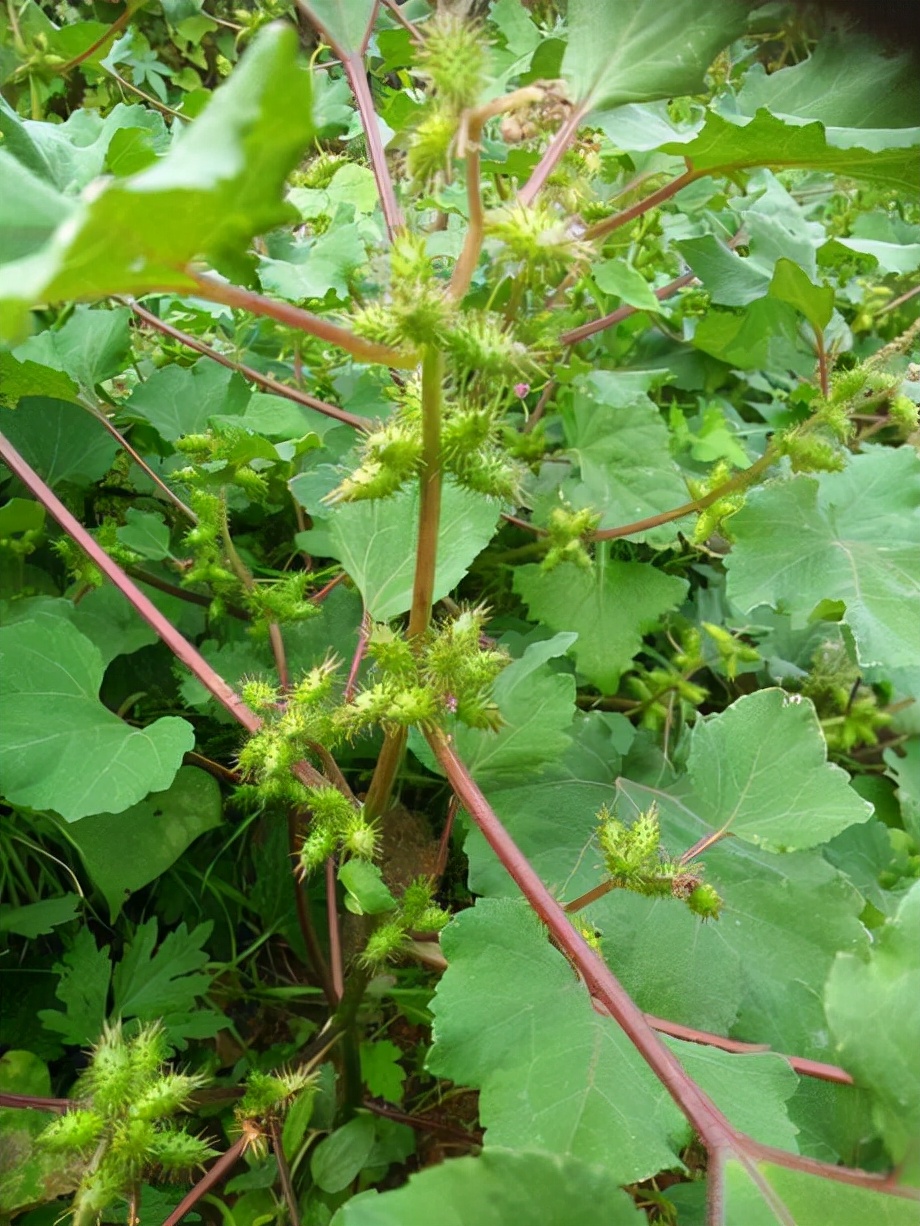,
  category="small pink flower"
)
[444,693,458,714]
[514,382,530,399]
